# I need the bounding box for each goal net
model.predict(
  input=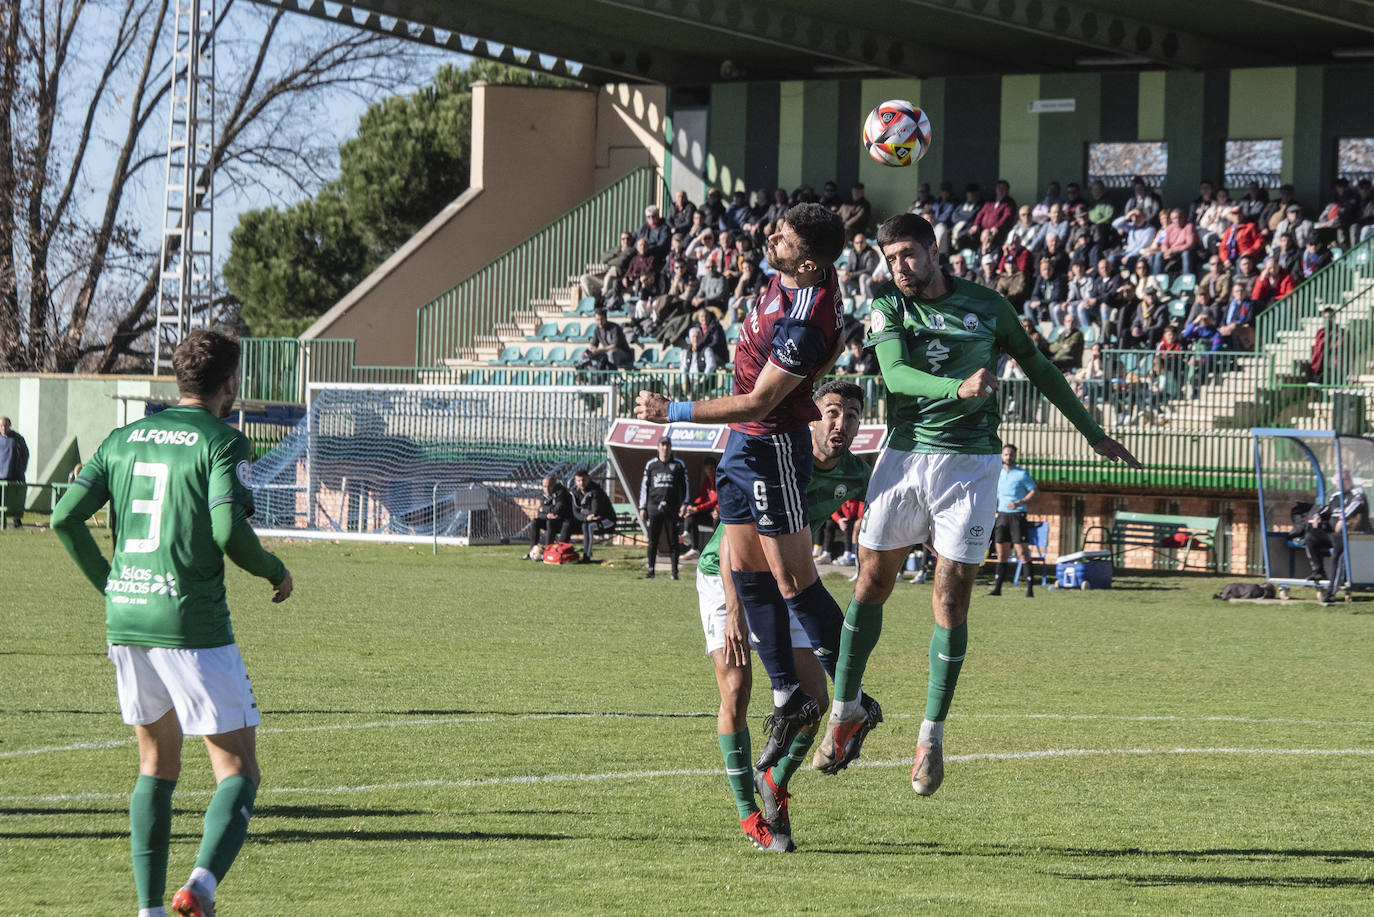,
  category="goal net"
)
[248,383,618,545]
